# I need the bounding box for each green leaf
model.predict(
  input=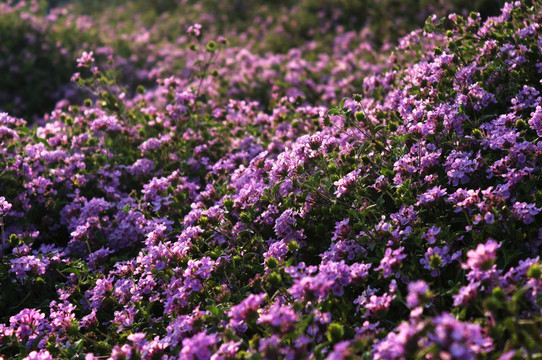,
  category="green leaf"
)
[206,305,220,317]
[18,126,32,135]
